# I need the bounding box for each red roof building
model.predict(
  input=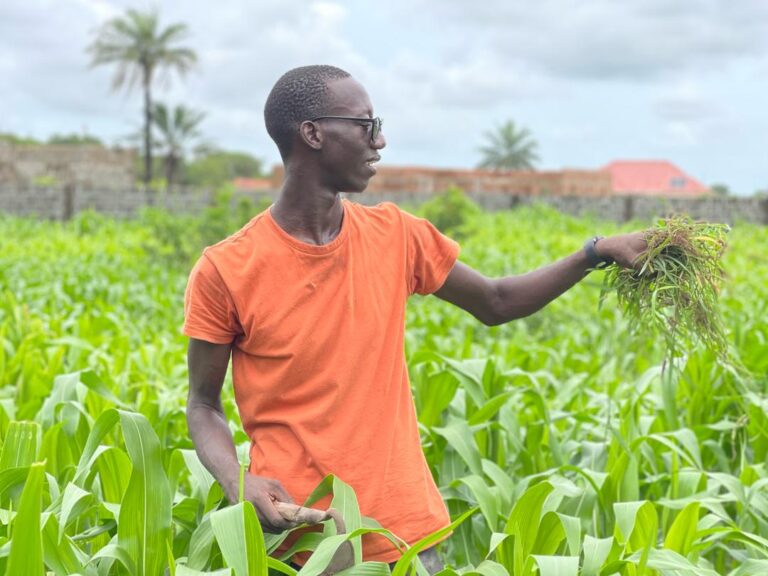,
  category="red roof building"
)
[603,160,710,196]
